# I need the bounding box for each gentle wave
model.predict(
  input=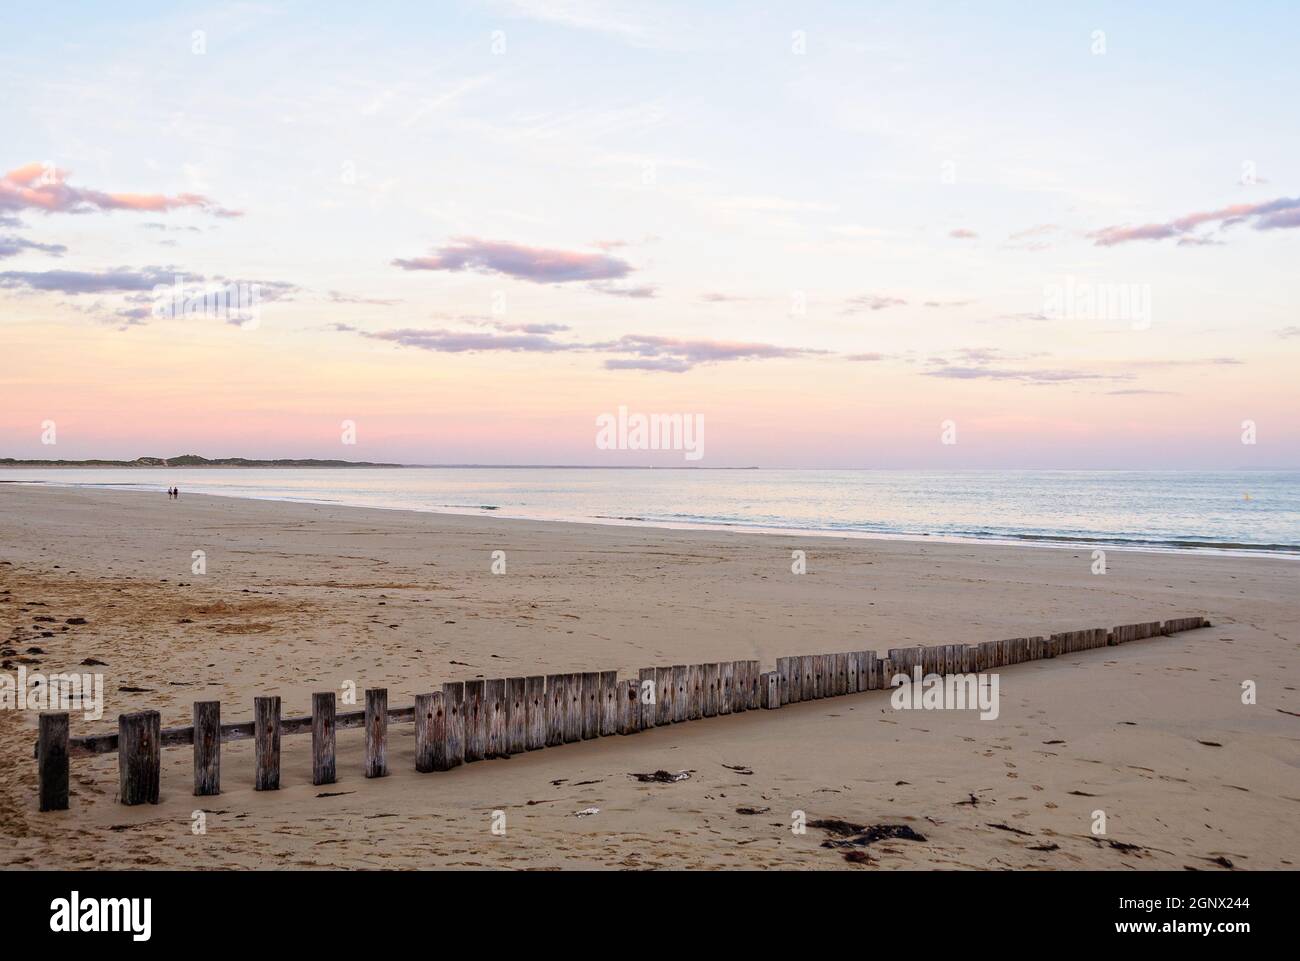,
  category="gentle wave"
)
[4,467,1298,557]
